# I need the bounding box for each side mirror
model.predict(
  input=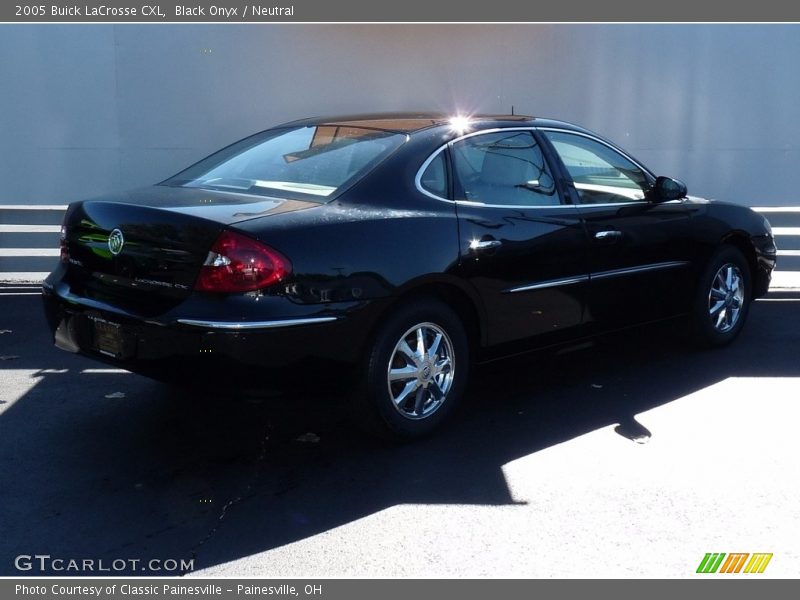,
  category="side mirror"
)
[652,176,687,202]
